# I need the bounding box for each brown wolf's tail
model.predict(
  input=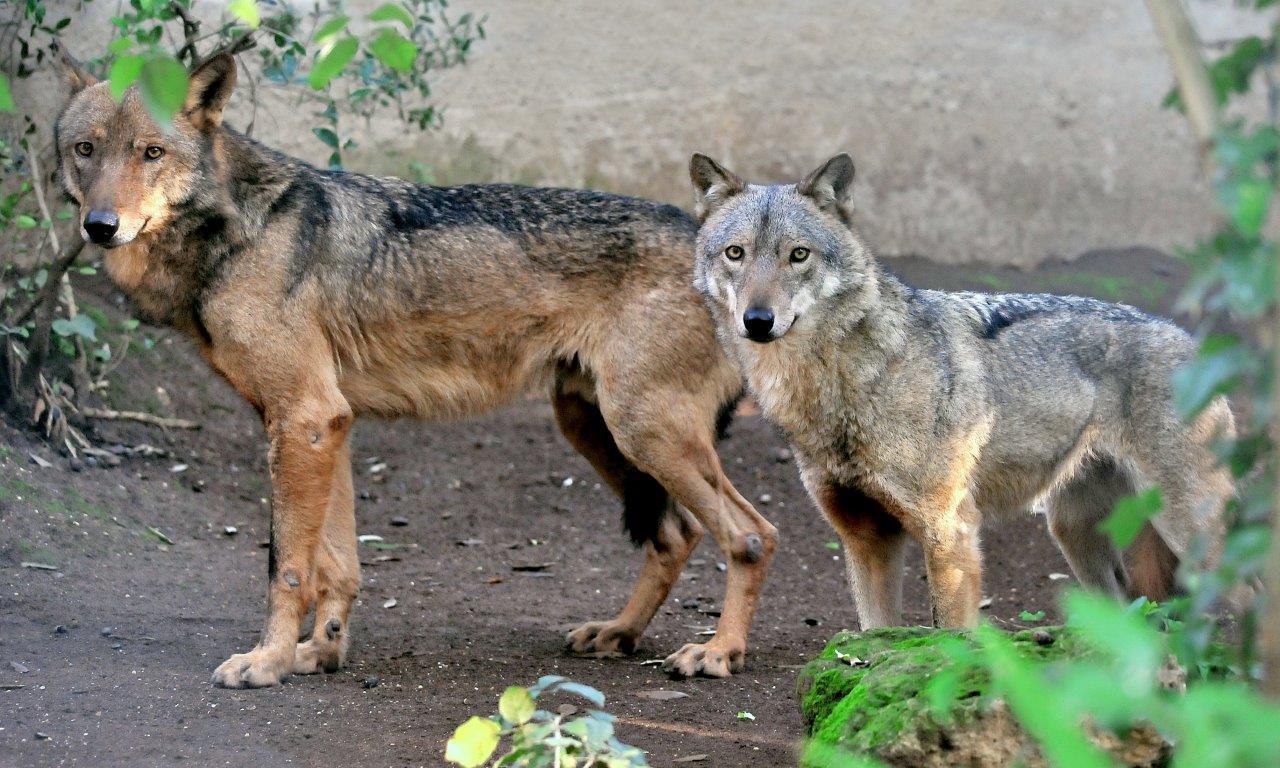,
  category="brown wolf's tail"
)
[1125,521,1179,601]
